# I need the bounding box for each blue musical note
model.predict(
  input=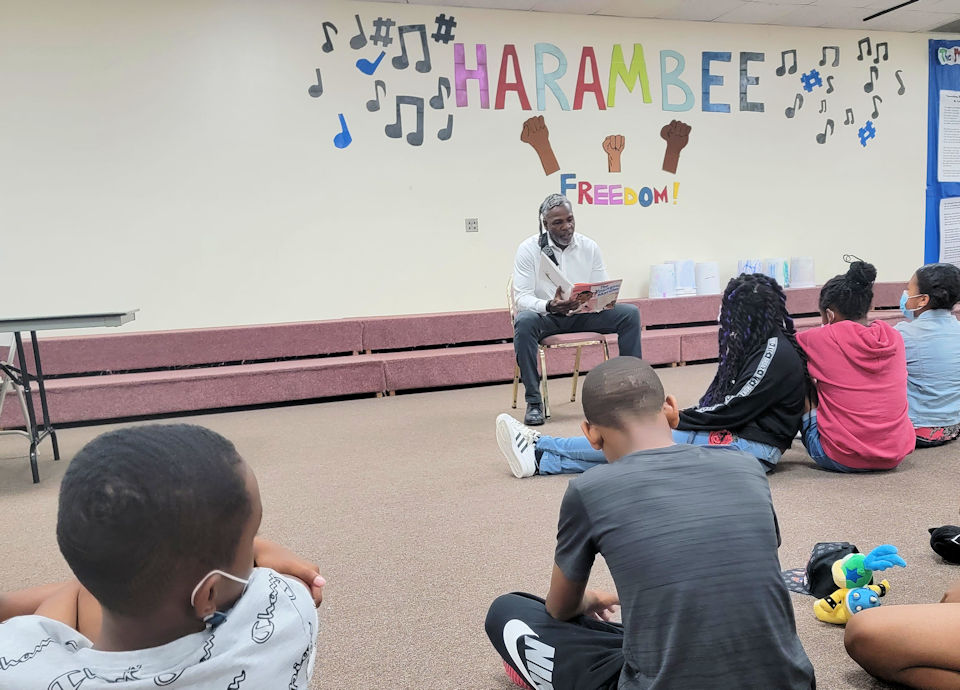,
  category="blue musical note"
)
[356,51,386,75]
[333,114,352,149]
